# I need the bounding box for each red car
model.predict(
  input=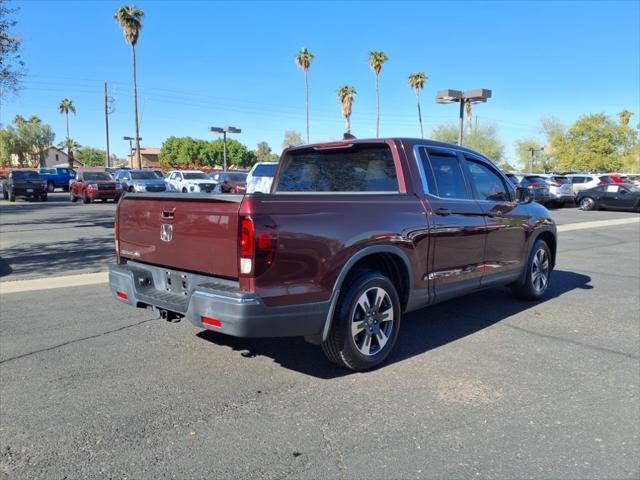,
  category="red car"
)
[70,171,122,203]
[211,171,247,193]
[110,138,557,371]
